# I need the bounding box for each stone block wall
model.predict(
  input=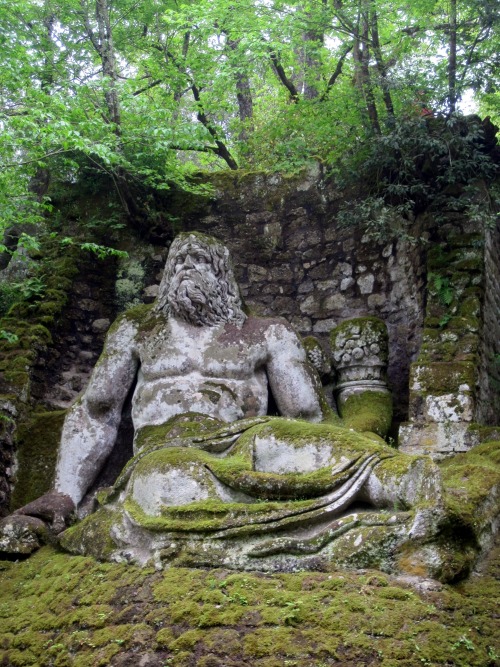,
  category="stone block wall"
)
[477,218,500,424]
[400,210,499,459]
